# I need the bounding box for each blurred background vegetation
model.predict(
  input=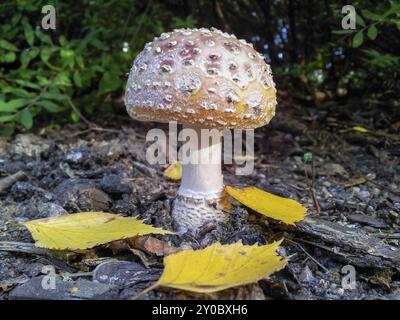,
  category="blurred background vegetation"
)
[0,0,399,136]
